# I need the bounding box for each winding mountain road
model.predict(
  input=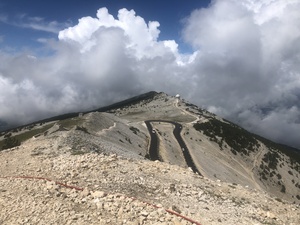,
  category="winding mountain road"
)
[145,120,202,175]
